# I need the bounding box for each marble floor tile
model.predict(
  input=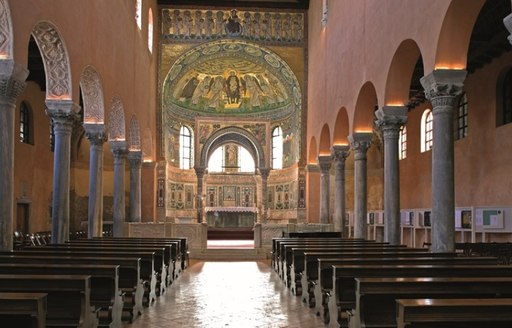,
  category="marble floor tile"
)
[124,260,325,328]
